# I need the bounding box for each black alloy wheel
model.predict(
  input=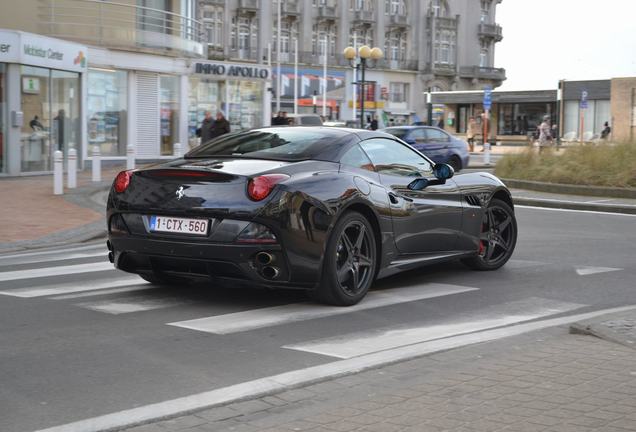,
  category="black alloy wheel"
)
[314,211,377,306]
[462,198,517,270]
